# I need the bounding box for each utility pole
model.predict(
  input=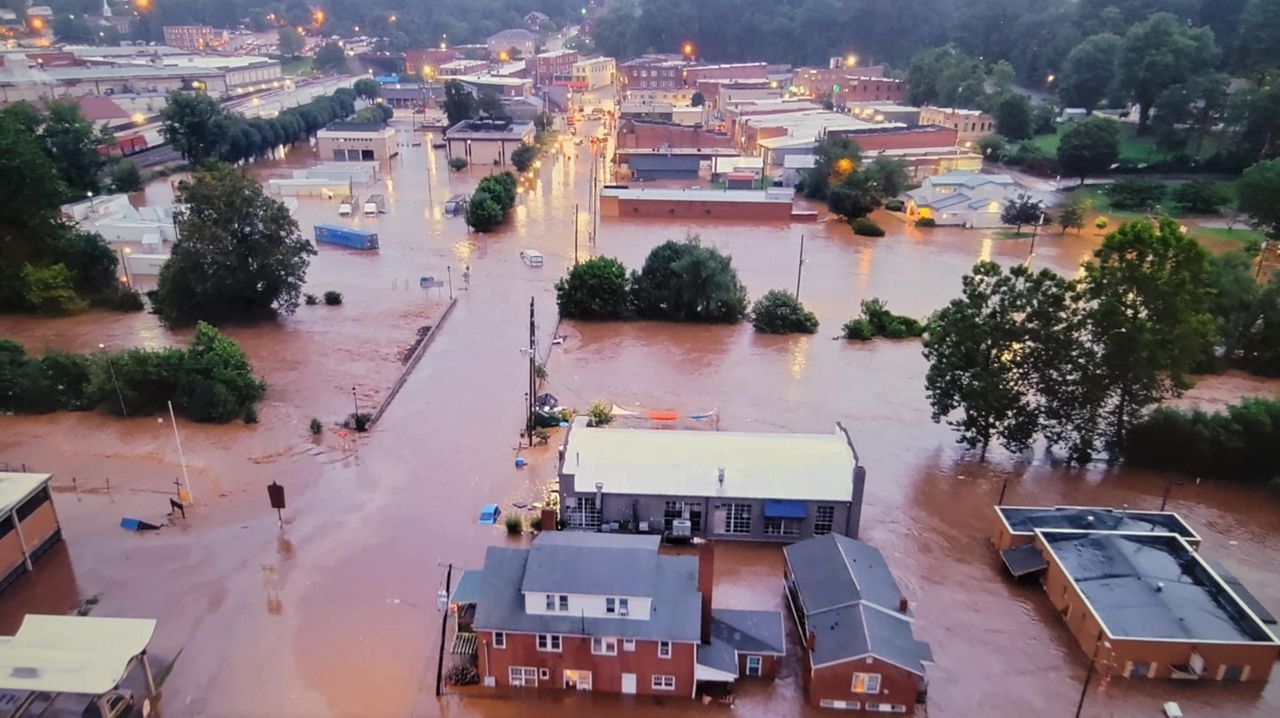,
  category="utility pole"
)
[574,203,580,265]
[795,233,806,299]
[1074,632,1108,718]
[1027,212,1045,266]
[434,562,454,697]
[167,400,193,504]
[351,386,360,421]
[527,297,536,447]
[1258,239,1271,281]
